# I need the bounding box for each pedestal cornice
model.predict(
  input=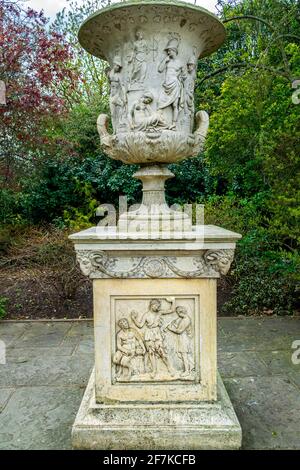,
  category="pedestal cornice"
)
[70,225,242,279]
